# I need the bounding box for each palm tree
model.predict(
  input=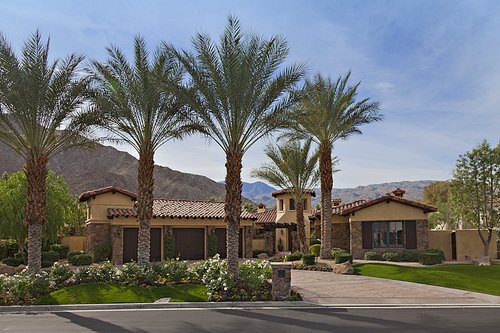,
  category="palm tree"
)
[288,73,383,259]
[89,36,194,265]
[0,31,95,273]
[250,139,321,253]
[167,16,306,278]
